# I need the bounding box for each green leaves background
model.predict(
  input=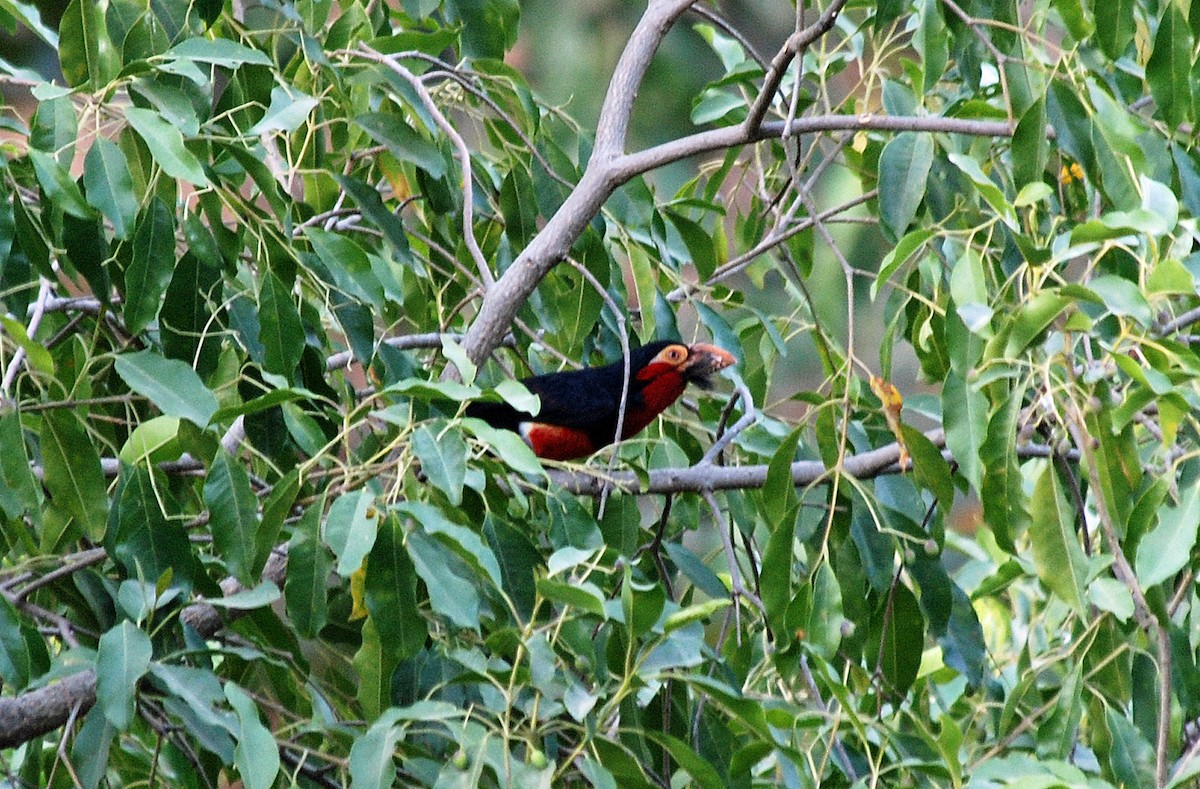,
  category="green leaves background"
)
[1,0,1200,786]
